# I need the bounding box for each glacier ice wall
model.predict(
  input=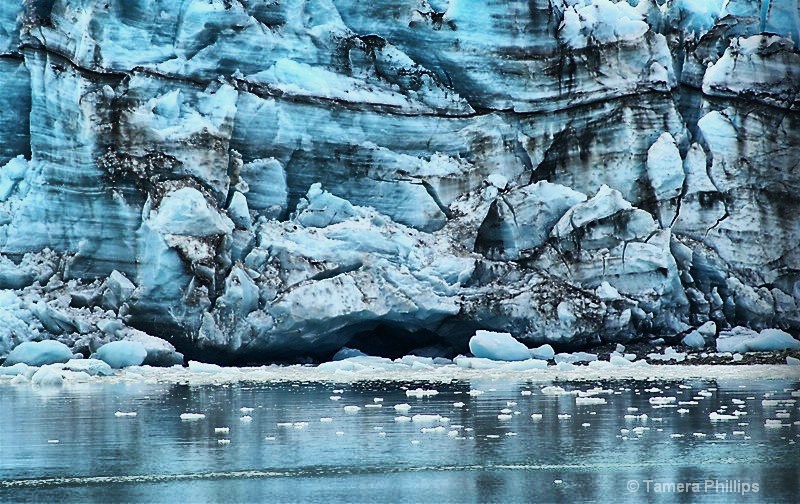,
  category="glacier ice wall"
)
[0,0,798,362]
